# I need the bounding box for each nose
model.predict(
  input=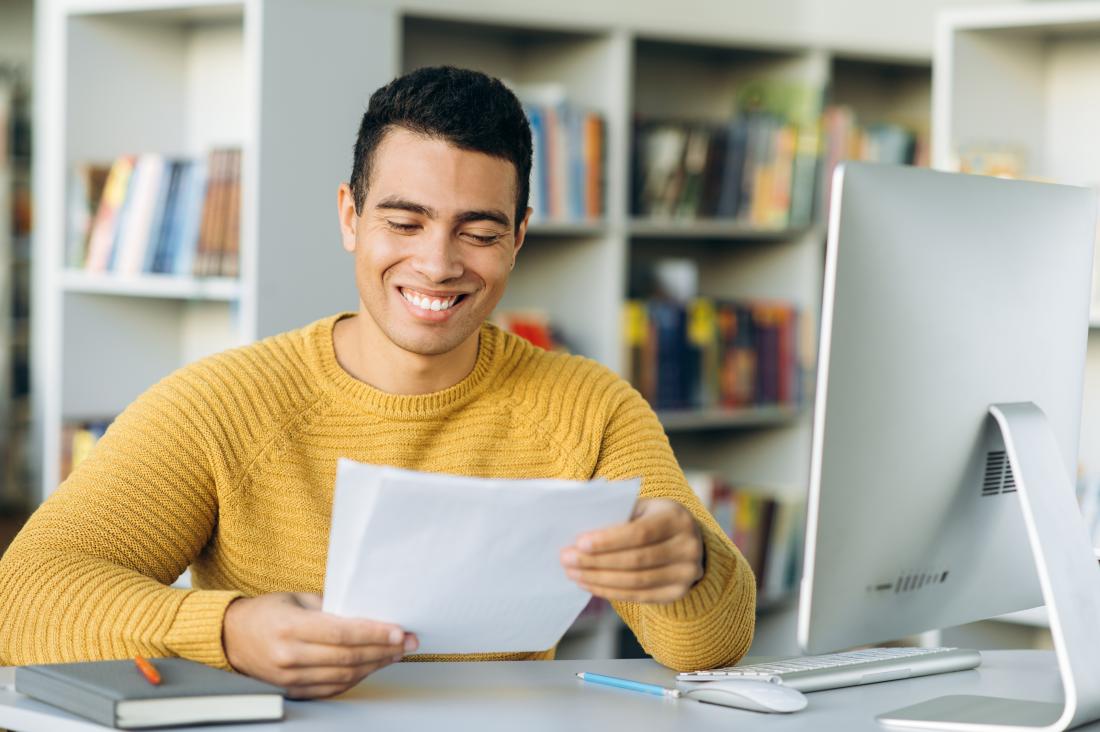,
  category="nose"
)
[411,229,464,283]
